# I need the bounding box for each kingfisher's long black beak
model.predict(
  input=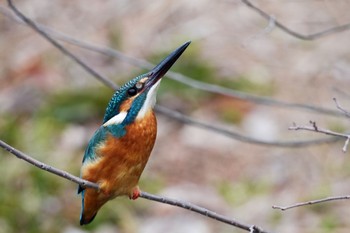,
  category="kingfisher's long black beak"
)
[145,41,191,89]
